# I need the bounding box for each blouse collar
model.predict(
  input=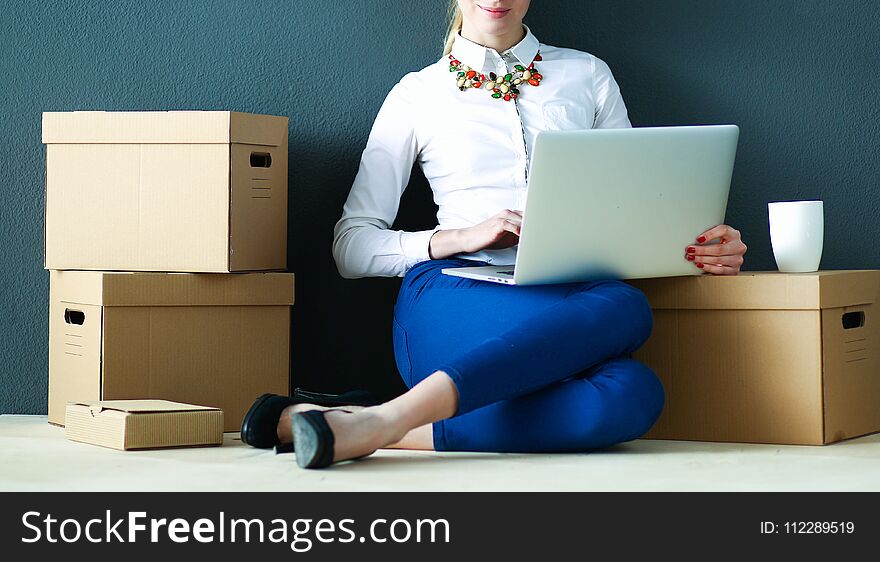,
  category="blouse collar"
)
[450,25,540,72]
